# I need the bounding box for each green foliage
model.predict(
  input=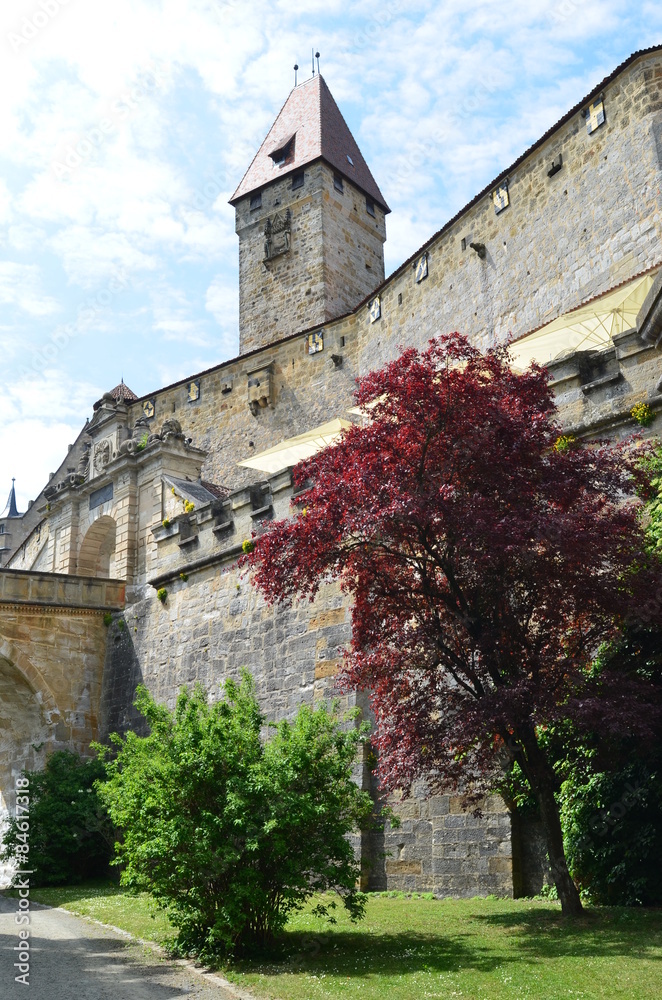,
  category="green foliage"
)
[560,761,662,905]
[639,444,662,554]
[242,538,255,554]
[156,587,167,603]
[103,612,113,627]
[96,672,372,959]
[135,431,149,452]
[0,751,113,887]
